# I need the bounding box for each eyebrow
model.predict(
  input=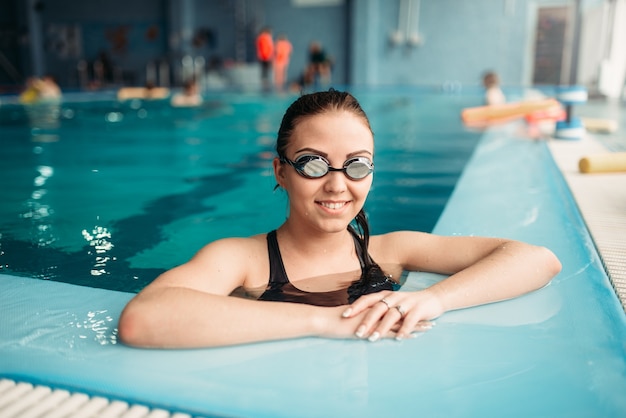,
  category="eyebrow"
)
[294,147,373,158]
